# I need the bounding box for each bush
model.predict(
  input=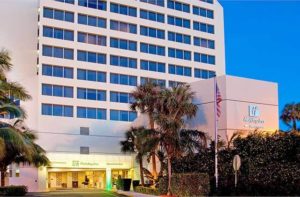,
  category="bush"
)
[0,185,28,196]
[116,176,124,190]
[123,179,132,191]
[158,173,210,197]
[135,186,160,196]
